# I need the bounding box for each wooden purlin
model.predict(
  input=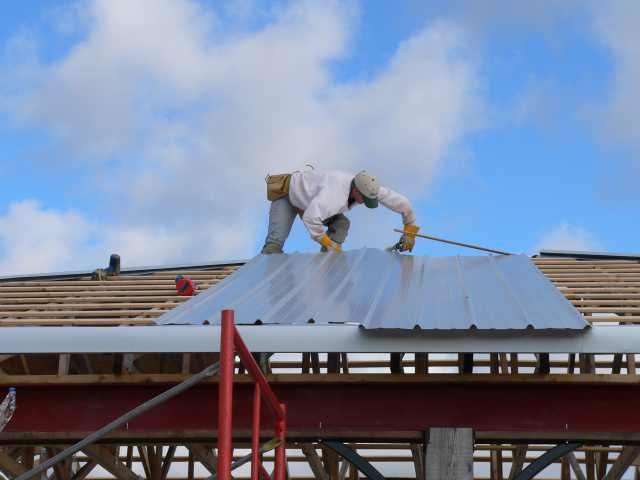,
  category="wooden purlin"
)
[0,266,238,326]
